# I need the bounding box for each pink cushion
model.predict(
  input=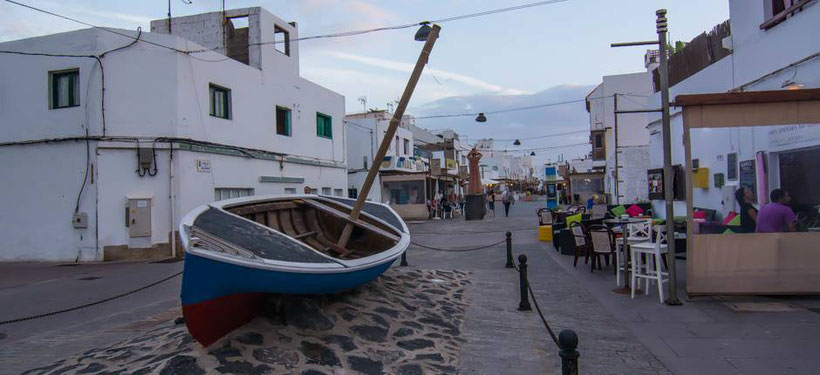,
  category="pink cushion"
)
[625,205,644,217]
[721,211,738,225]
[693,210,707,220]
